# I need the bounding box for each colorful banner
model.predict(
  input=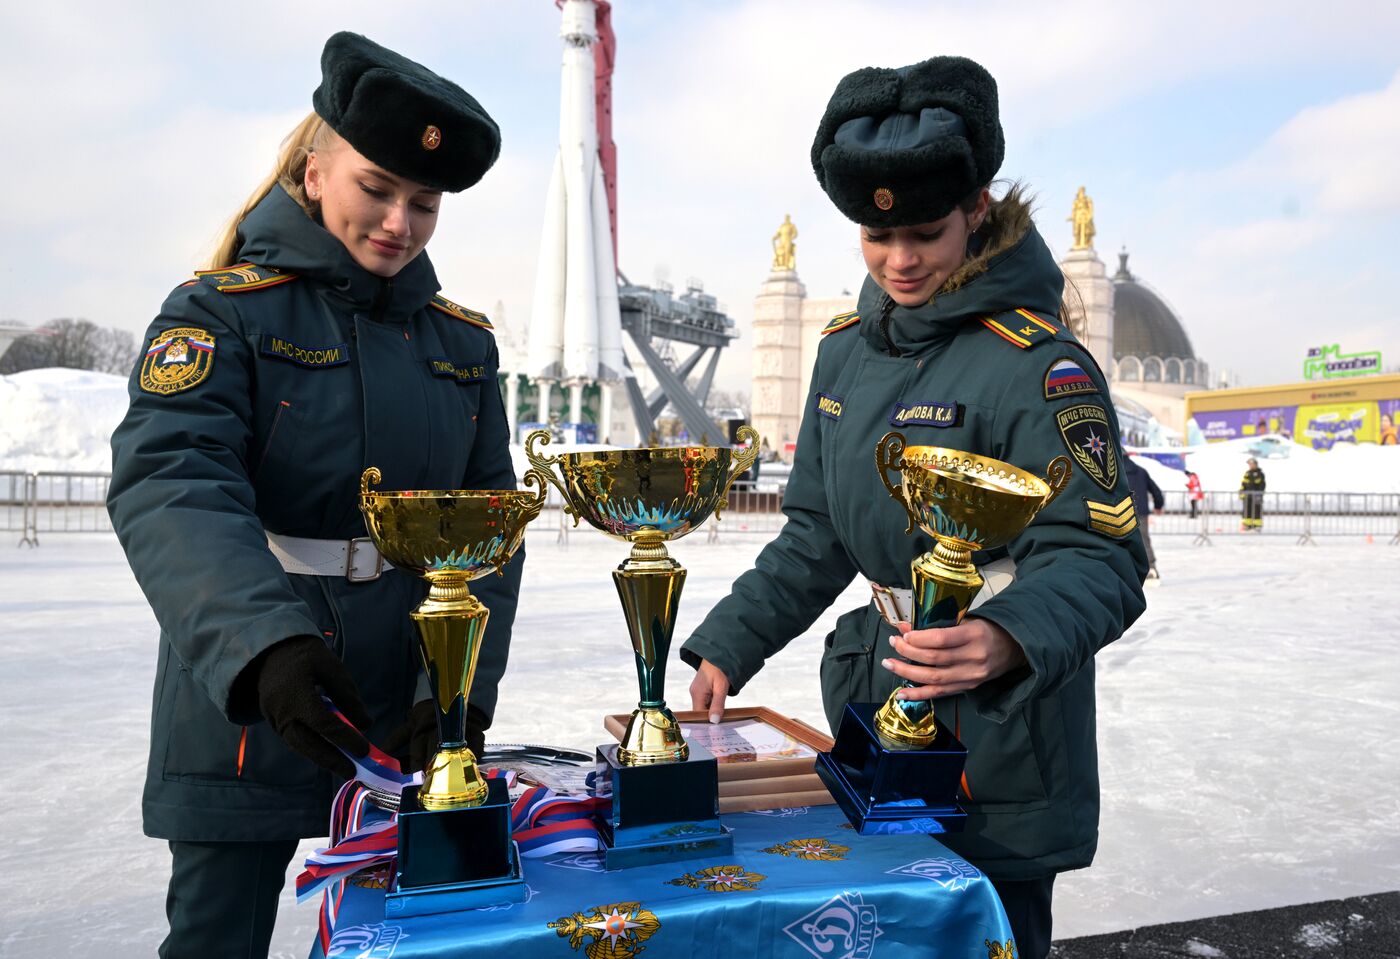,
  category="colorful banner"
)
[1191,399,1400,450]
